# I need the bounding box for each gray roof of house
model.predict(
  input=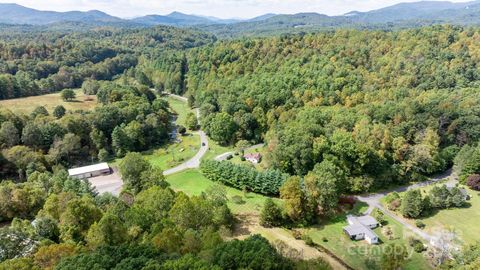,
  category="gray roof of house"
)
[344,224,366,236]
[344,215,379,239]
[357,215,378,226]
[347,214,378,227]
